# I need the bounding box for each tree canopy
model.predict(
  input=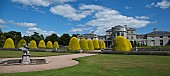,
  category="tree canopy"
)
[79,38,89,51]
[3,38,15,48]
[68,37,80,51]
